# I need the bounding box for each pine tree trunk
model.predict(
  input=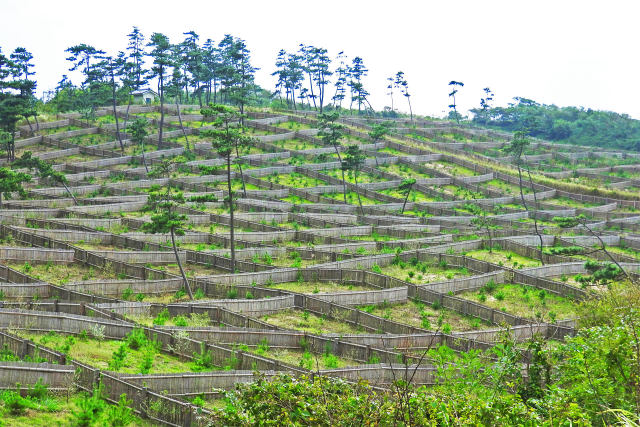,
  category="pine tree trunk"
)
[111,72,124,153]
[227,155,236,273]
[354,172,364,216]
[122,96,132,138]
[332,144,347,204]
[62,181,78,205]
[141,137,149,173]
[526,168,545,265]
[401,188,411,214]
[25,116,33,134]
[170,226,194,299]
[158,74,165,149]
[175,101,190,151]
